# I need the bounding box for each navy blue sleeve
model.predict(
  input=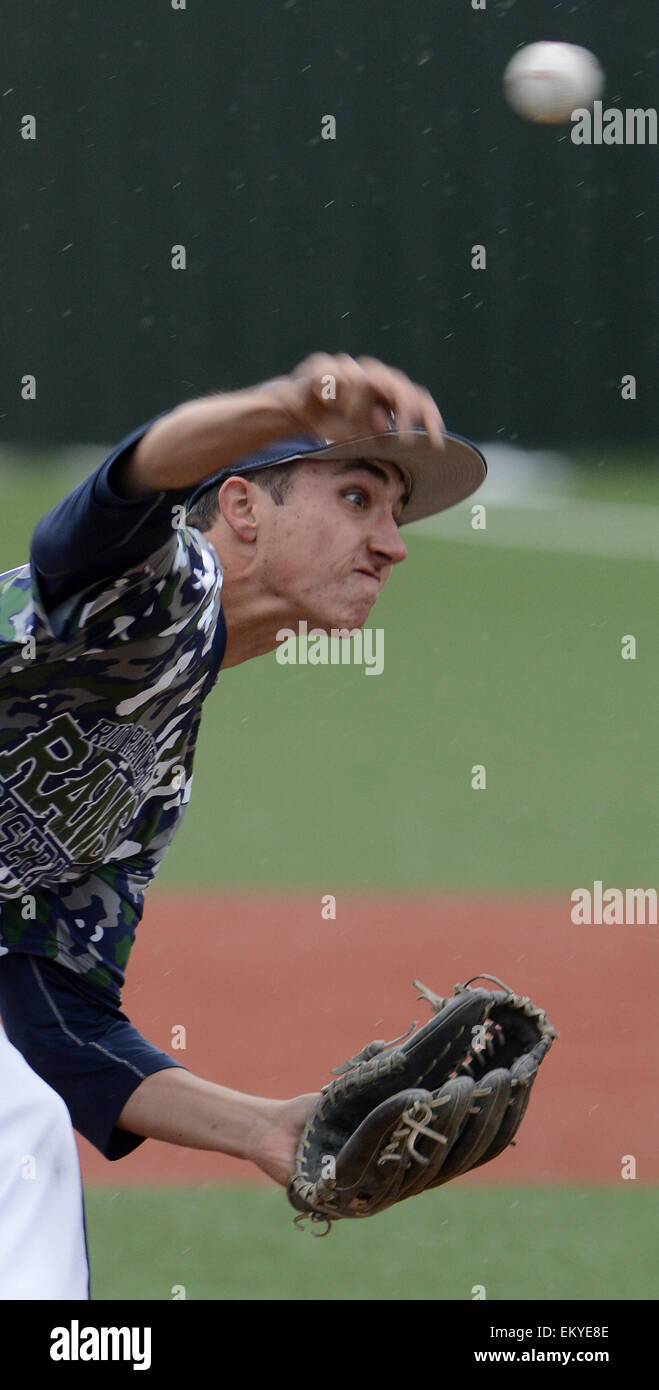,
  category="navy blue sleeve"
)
[30,412,195,611]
